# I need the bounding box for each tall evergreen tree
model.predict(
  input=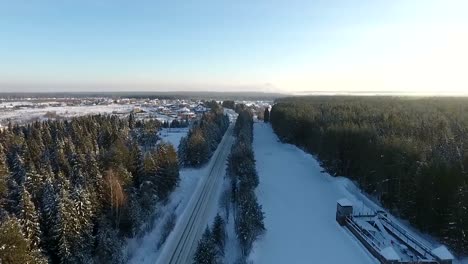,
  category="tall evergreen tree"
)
[40,177,59,259]
[0,216,47,264]
[154,143,180,199]
[9,152,27,185]
[263,108,270,123]
[18,187,42,250]
[193,227,216,264]
[0,145,9,205]
[212,213,226,256]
